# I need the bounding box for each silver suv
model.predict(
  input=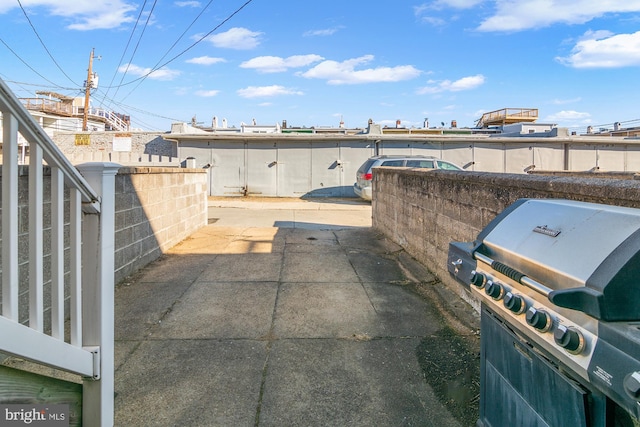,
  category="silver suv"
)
[353,155,462,200]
